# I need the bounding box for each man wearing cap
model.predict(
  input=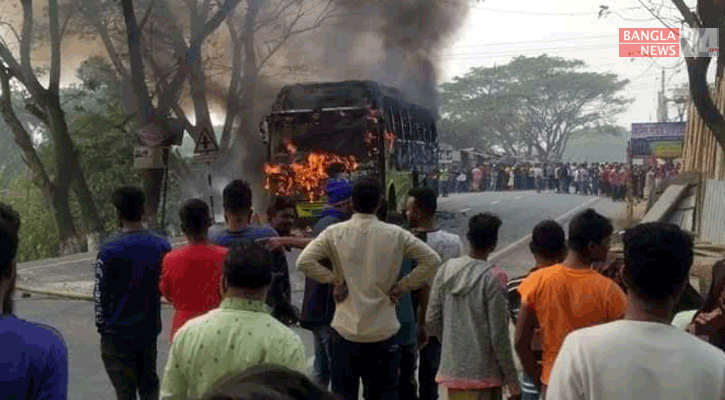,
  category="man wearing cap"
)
[265,179,353,387]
